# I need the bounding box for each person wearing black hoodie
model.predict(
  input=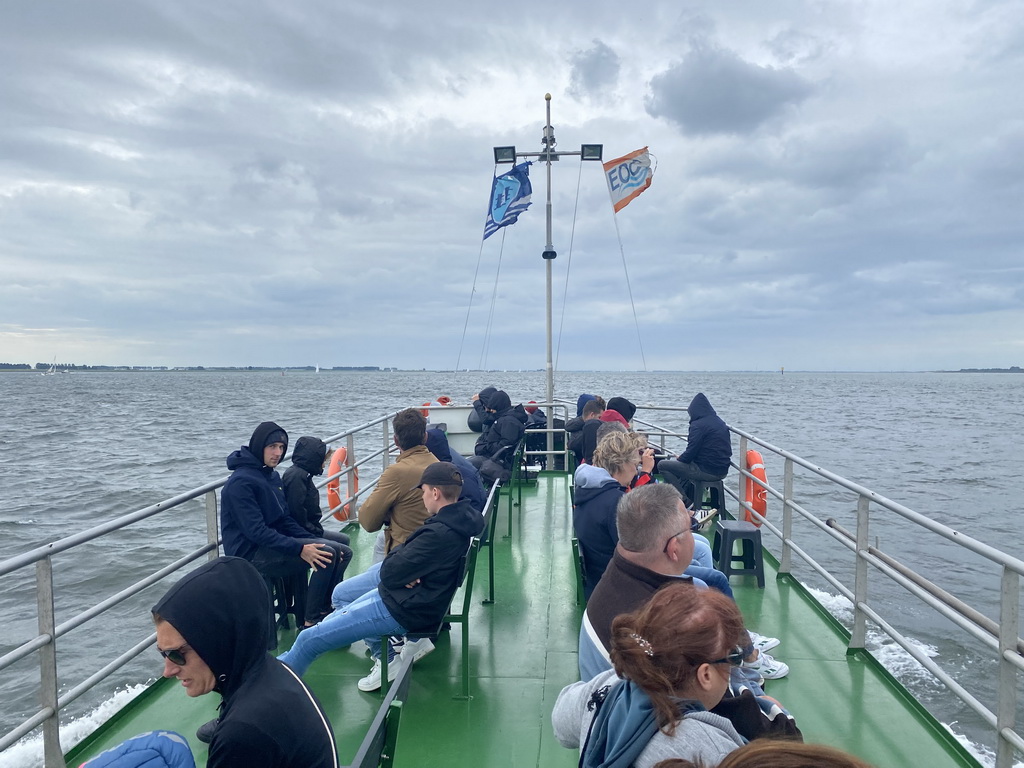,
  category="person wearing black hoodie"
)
[152,556,337,768]
[220,422,337,643]
[469,389,527,484]
[467,386,498,433]
[658,393,733,507]
[282,436,354,626]
[278,462,484,692]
